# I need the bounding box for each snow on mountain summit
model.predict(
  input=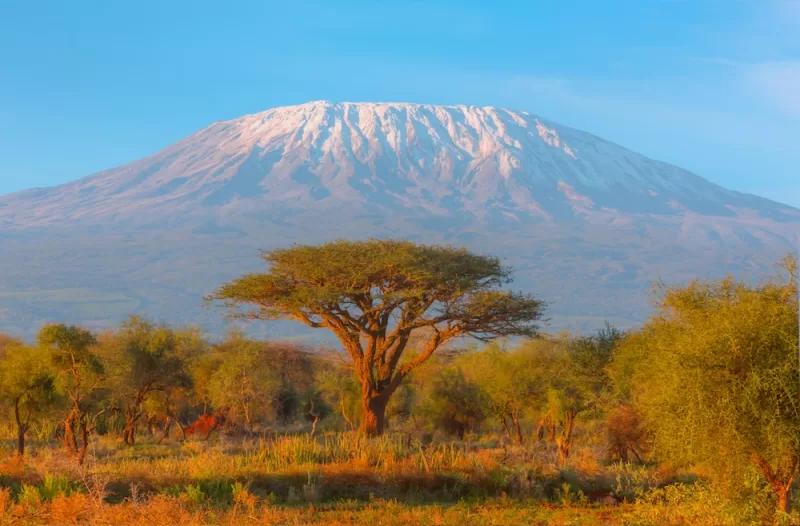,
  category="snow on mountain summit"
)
[1,101,797,228]
[1,101,798,337]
